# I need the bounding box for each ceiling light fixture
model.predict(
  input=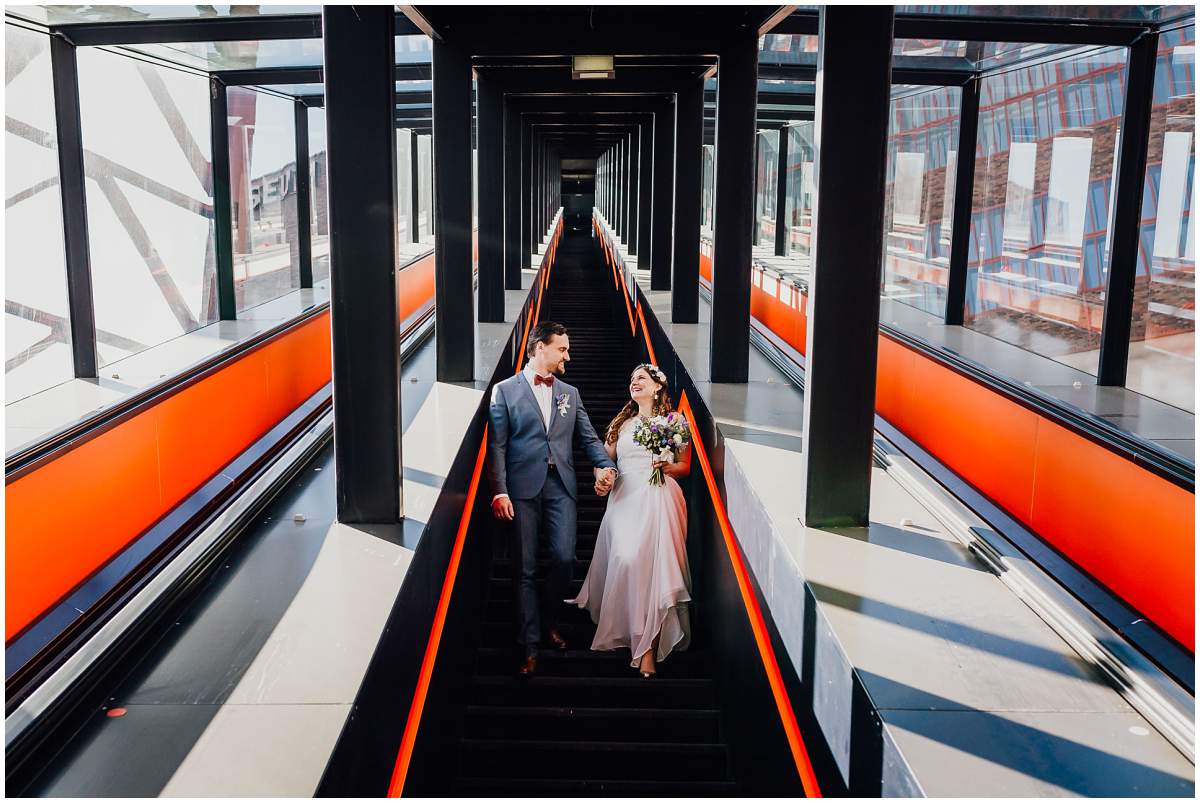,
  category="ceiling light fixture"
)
[572,55,614,80]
